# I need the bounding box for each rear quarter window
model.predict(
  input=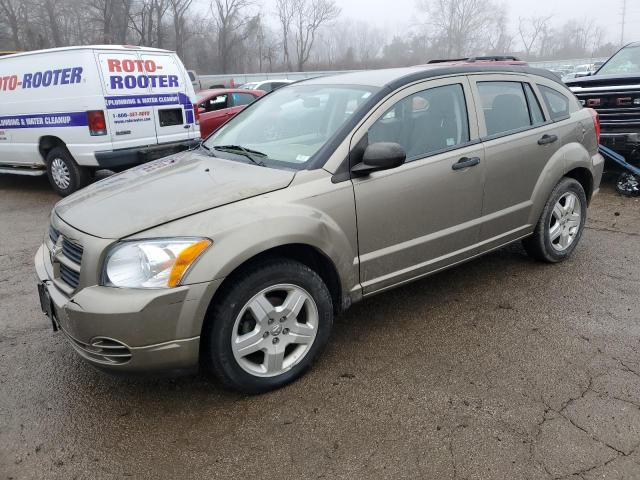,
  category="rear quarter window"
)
[538,85,570,120]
